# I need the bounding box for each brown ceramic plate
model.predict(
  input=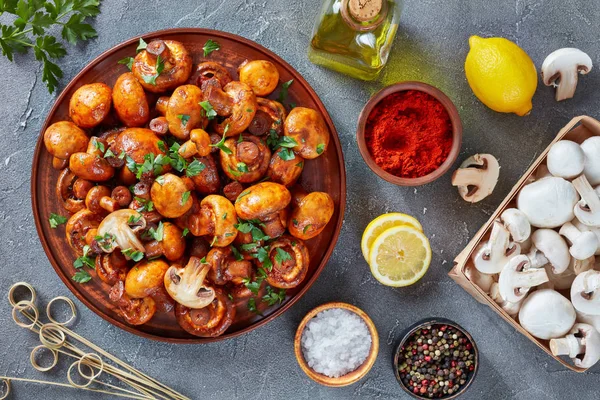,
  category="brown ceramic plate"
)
[31,28,346,343]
